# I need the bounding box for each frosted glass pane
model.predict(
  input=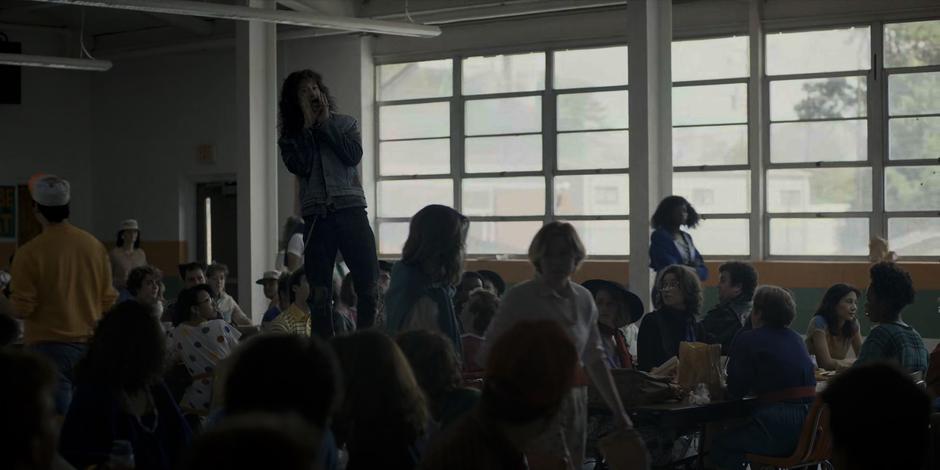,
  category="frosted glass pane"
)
[557,131,629,170]
[554,174,629,216]
[379,102,449,140]
[889,71,940,116]
[377,59,452,101]
[568,220,629,256]
[377,179,453,218]
[687,219,749,256]
[889,116,940,160]
[379,139,449,176]
[462,177,545,216]
[467,221,542,255]
[462,52,545,95]
[769,218,869,256]
[767,168,872,213]
[888,218,940,256]
[378,222,409,255]
[673,84,747,126]
[770,77,867,121]
[466,97,541,136]
[557,91,629,131]
[673,171,750,214]
[672,36,749,82]
[554,46,628,89]
[770,120,867,163]
[766,27,870,75]
[885,166,940,211]
[884,20,940,68]
[673,126,747,166]
[465,135,542,173]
